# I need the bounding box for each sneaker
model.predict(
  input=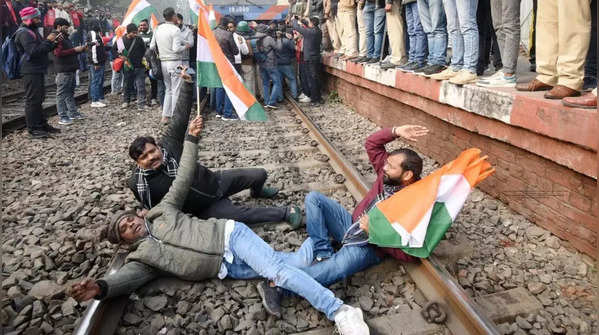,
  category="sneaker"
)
[256,281,282,318]
[478,70,503,80]
[398,61,415,71]
[221,116,239,121]
[91,101,107,108]
[421,64,447,76]
[380,61,398,70]
[449,70,478,85]
[299,96,311,103]
[401,62,425,73]
[285,206,303,230]
[43,124,61,133]
[476,72,516,88]
[252,186,279,199]
[298,93,308,100]
[137,106,146,112]
[265,104,278,110]
[121,102,129,108]
[58,117,73,125]
[99,99,108,104]
[150,99,158,106]
[365,58,379,64]
[334,305,370,335]
[71,113,86,120]
[29,129,50,139]
[430,67,460,81]
[215,114,222,119]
